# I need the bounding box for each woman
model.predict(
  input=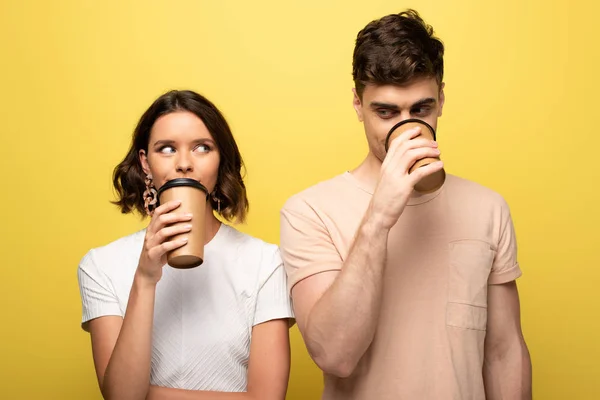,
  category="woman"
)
[77,89,293,400]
